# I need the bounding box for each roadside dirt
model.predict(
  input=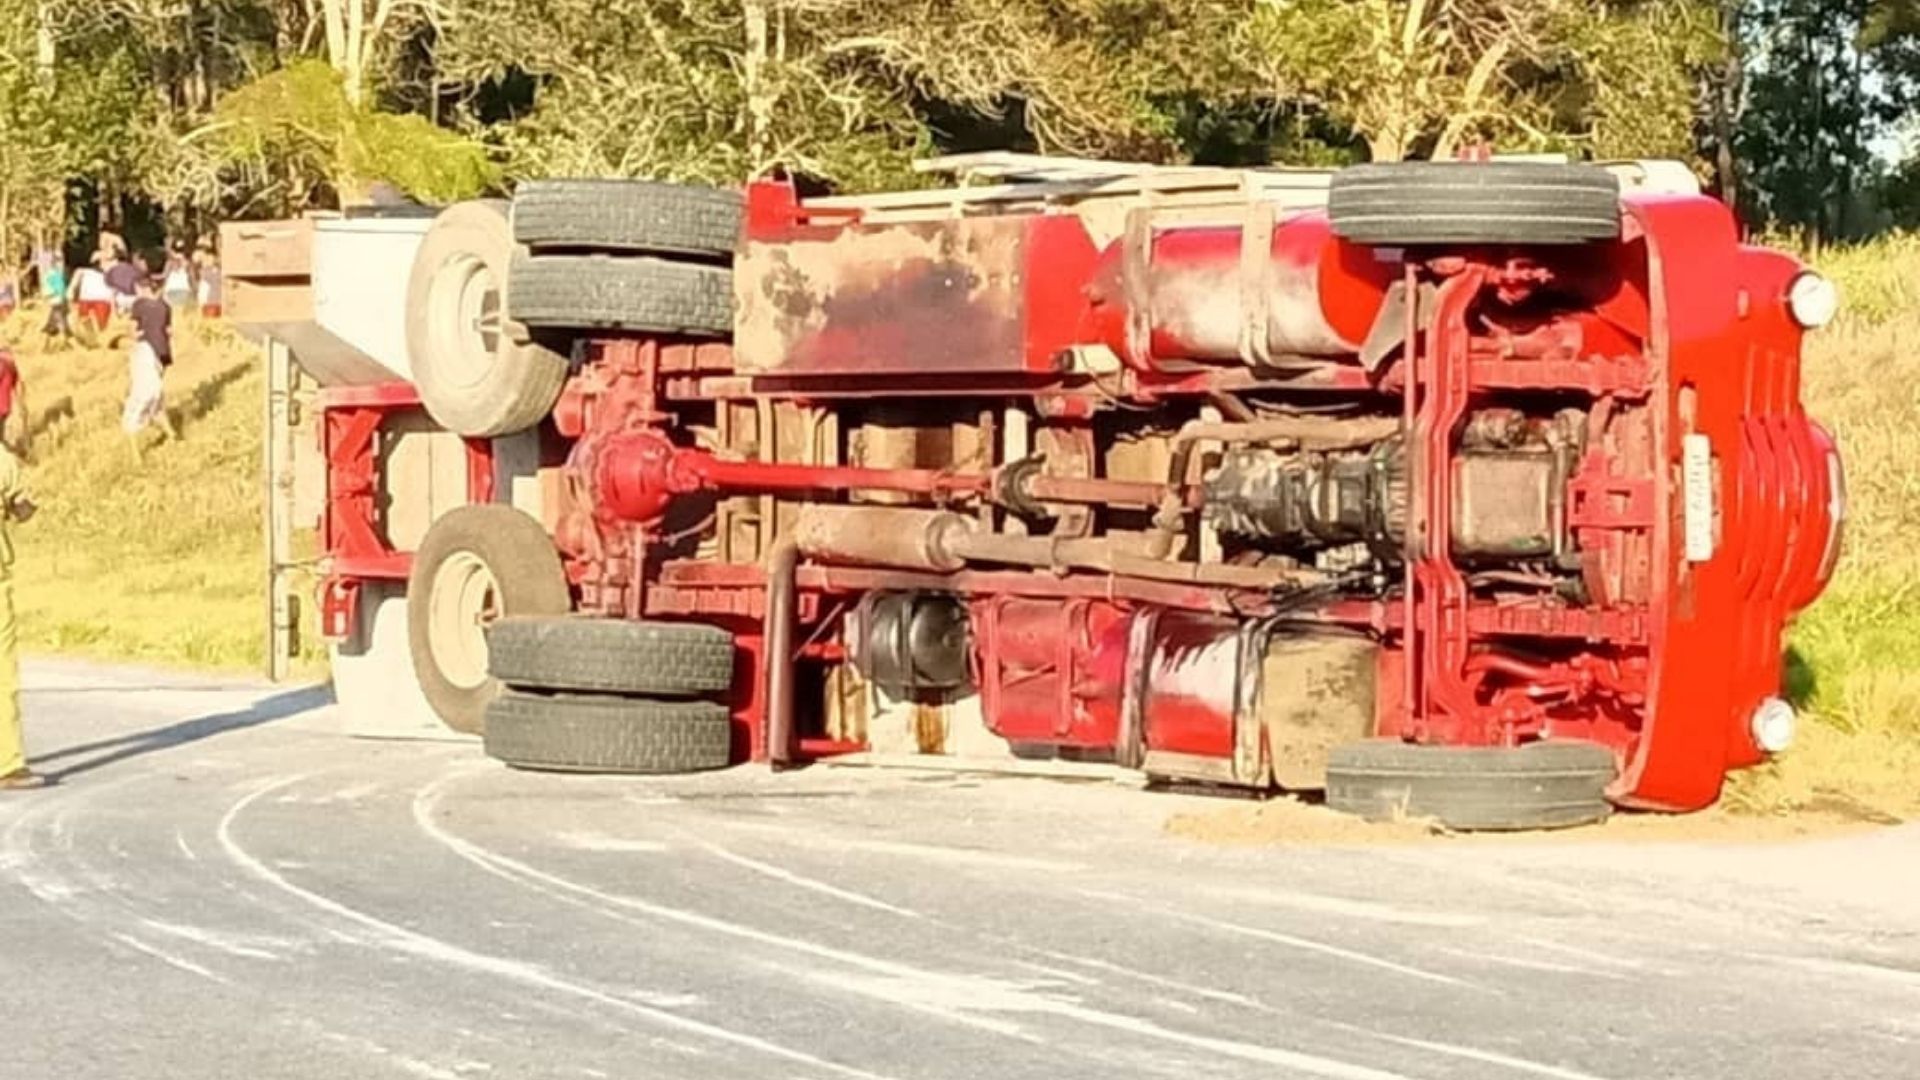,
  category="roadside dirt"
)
[1164,793,1900,848]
